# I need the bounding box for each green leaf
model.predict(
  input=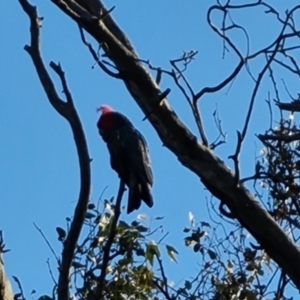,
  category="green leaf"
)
[257,267,264,276]
[246,262,255,271]
[137,214,148,220]
[38,296,53,300]
[136,225,148,232]
[131,220,139,226]
[56,227,66,241]
[166,245,178,263]
[118,220,130,229]
[227,260,234,268]
[87,203,95,210]
[87,249,97,263]
[146,245,154,266]
[207,249,217,260]
[240,290,257,300]
[184,280,192,290]
[150,243,160,256]
[104,200,112,210]
[183,227,190,233]
[135,248,145,257]
[118,257,132,266]
[184,236,193,246]
[193,243,201,252]
[178,287,188,296]
[85,212,96,219]
[72,261,85,269]
[146,243,160,266]
[200,221,210,228]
